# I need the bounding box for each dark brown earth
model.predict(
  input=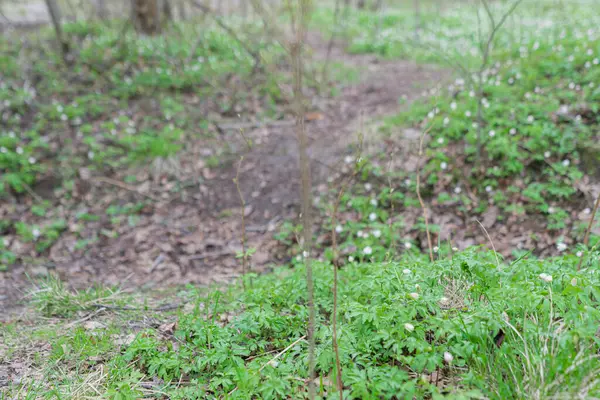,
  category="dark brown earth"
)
[0,35,448,318]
